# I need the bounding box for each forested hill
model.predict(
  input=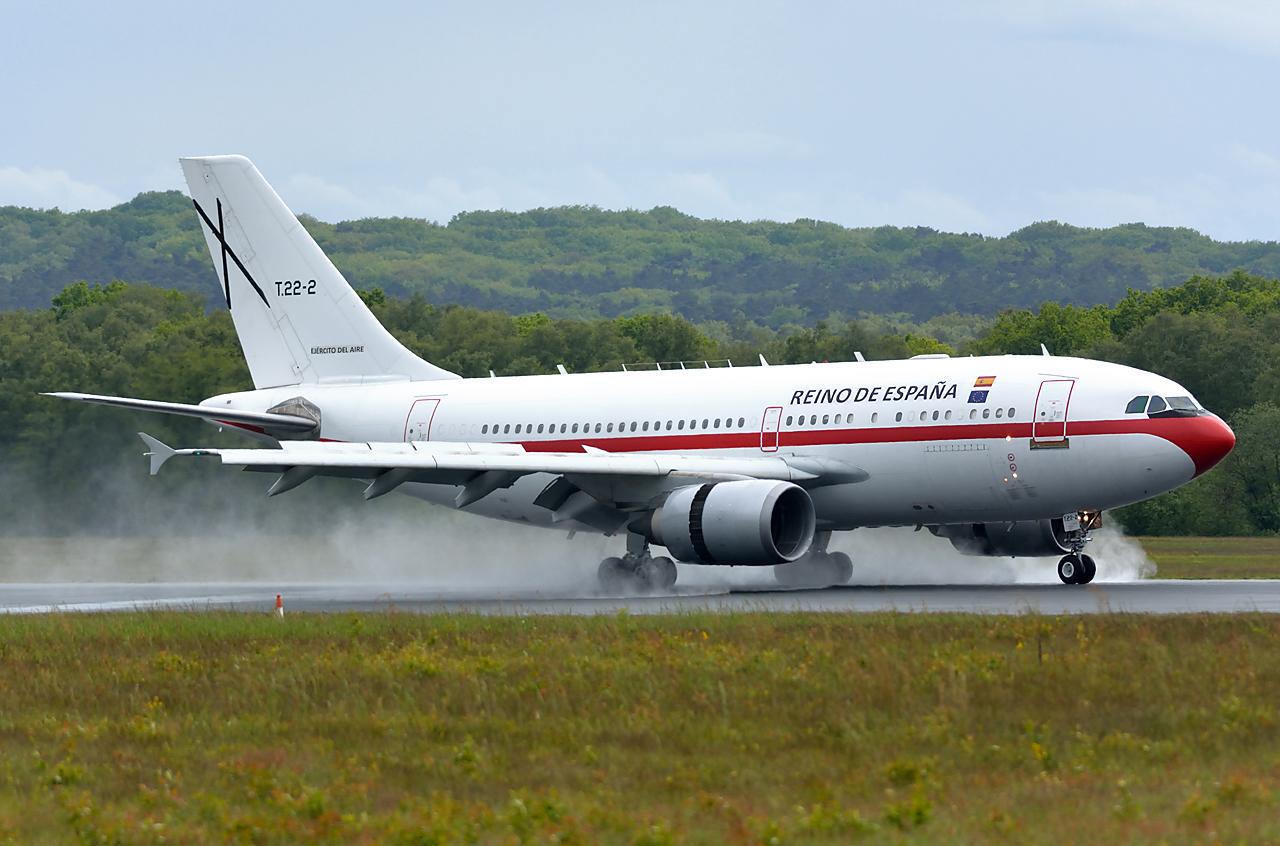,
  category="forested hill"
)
[5,190,1280,322]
